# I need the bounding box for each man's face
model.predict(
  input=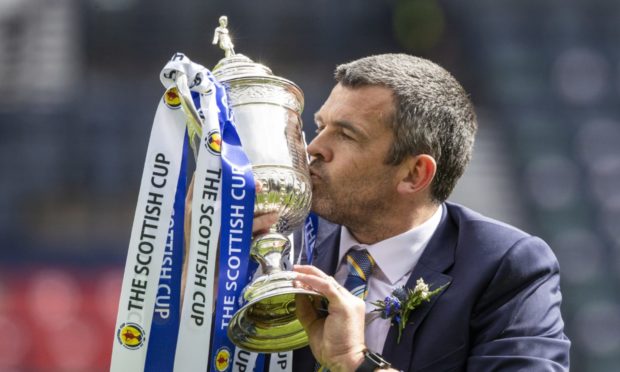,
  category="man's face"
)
[308,83,401,228]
